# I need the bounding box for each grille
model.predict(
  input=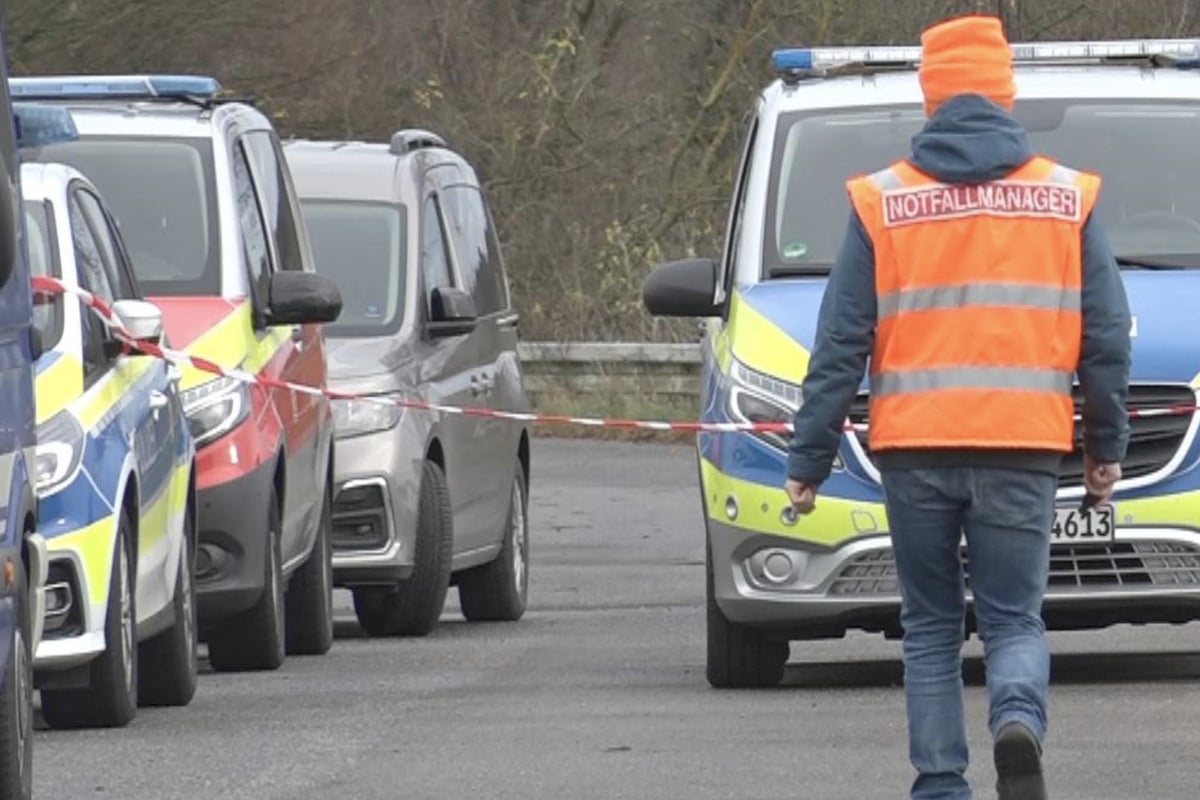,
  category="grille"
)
[847,384,1196,487]
[830,541,1200,597]
[331,483,391,551]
